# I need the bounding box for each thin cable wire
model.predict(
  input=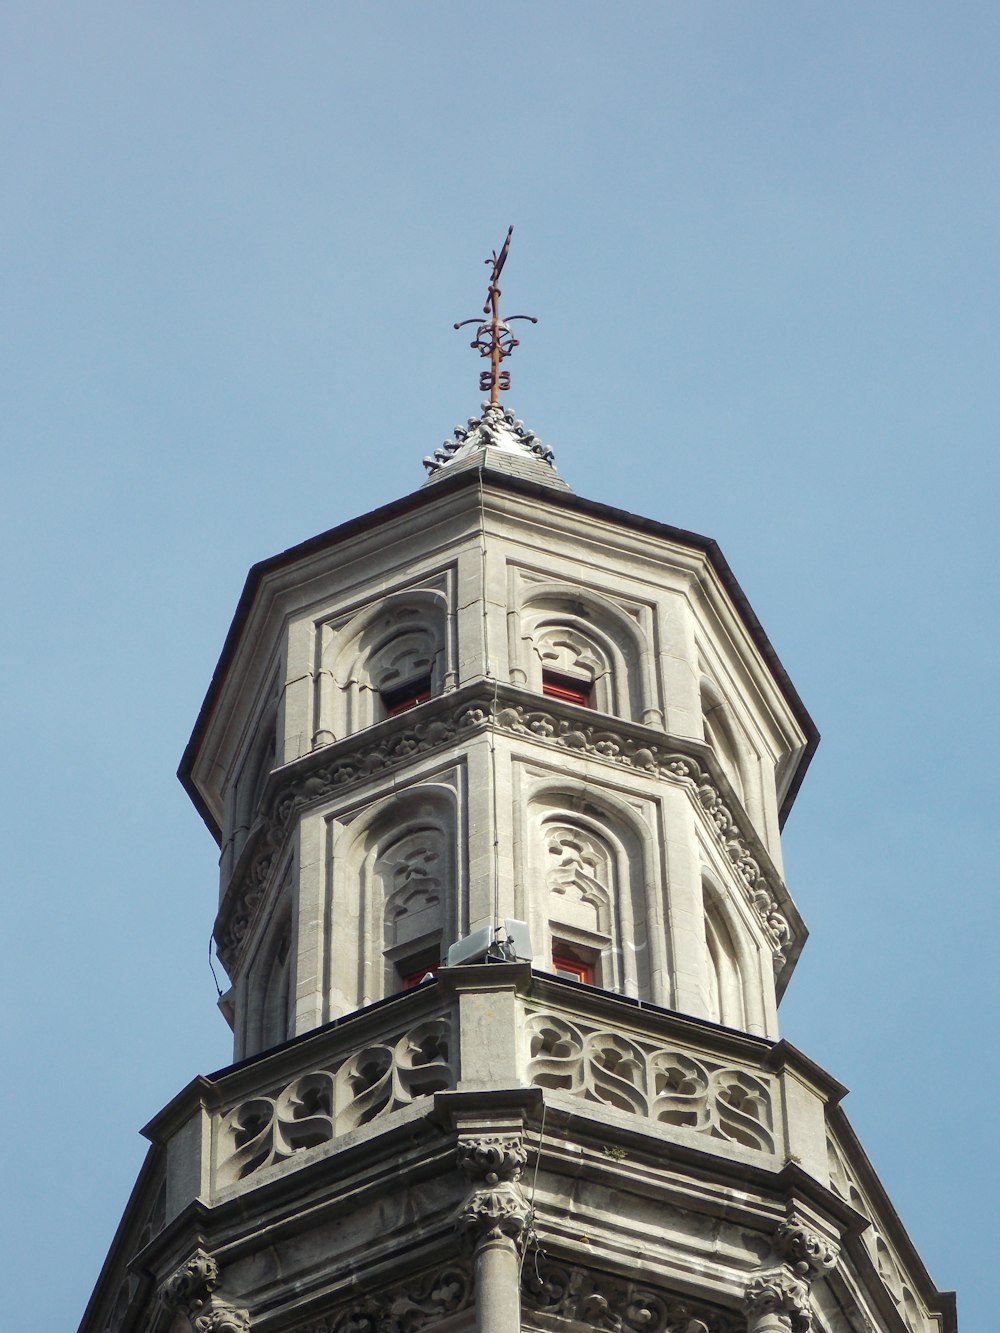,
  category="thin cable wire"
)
[519,1100,548,1277]
[208,934,224,998]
